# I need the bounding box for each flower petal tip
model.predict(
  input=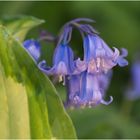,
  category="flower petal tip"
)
[101,96,113,105]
